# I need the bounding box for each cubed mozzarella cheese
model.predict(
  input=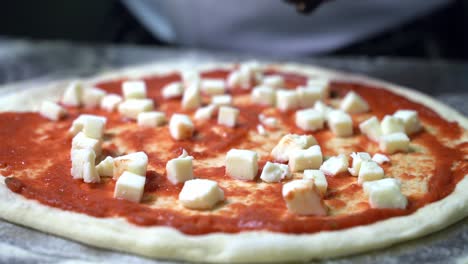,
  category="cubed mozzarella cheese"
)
[372,153,390,164]
[251,86,276,106]
[320,154,348,176]
[357,160,384,184]
[349,152,371,176]
[114,171,146,203]
[69,114,107,136]
[303,170,327,195]
[113,152,148,180]
[297,86,323,108]
[225,149,258,180]
[363,178,407,209]
[259,114,278,128]
[328,110,353,137]
[276,90,299,112]
[271,134,317,162]
[169,114,194,140]
[100,94,122,112]
[211,95,232,106]
[282,179,327,216]
[62,81,83,106]
[295,108,324,132]
[39,101,66,121]
[257,124,267,135]
[261,75,284,88]
[81,115,106,140]
[260,162,291,183]
[122,80,147,99]
[379,132,410,154]
[313,101,333,119]
[162,82,183,99]
[217,106,239,128]
[96,156,114,177]
[71,132,102,156]
[359,116,382,142]
[179,179,224,210]
[71,148,99,183]
[227,70,246,89]
[201,79,226,95]
[340,91,369,114]
[194,104,217,120]
[137,111,166,127]
[381,115,405,135]
[393,110,422,135]
[306,78,329,99]
[182,70,200,88]
[82,87,106,108]
[166,149,194,184]
[118,99,154,119]
[181,80,202,110]
[289,145,323,172]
